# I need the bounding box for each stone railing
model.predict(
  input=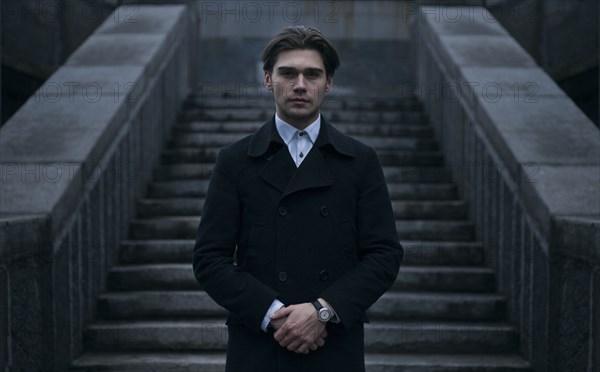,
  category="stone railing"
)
[0,5,197,371]
[413,6,600,371]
